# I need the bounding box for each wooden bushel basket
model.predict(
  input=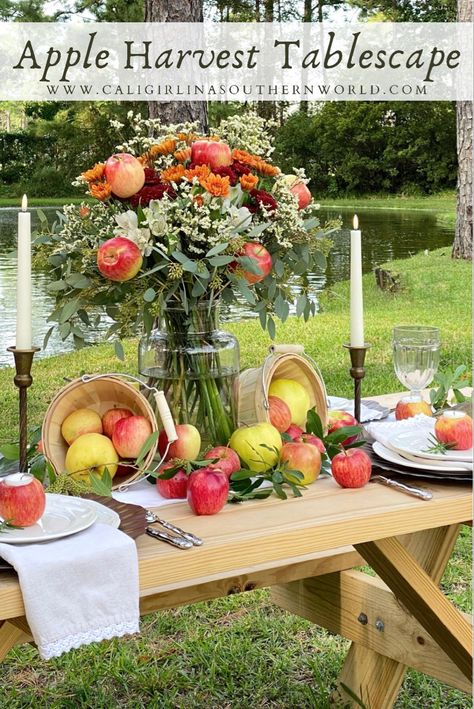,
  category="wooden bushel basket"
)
[237,344,328,431]
[42,375,158,490]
